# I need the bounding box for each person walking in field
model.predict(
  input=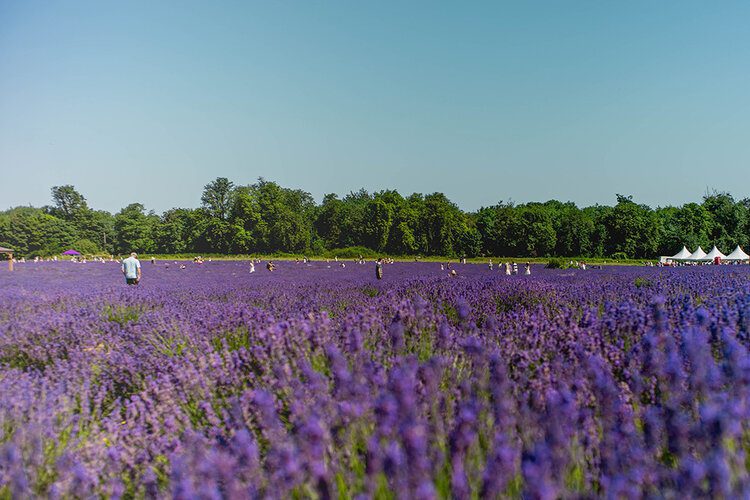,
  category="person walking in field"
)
[524,262,531,275]
[249,261,255,273]
[376,258,383,280]
[121,252,141,285]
